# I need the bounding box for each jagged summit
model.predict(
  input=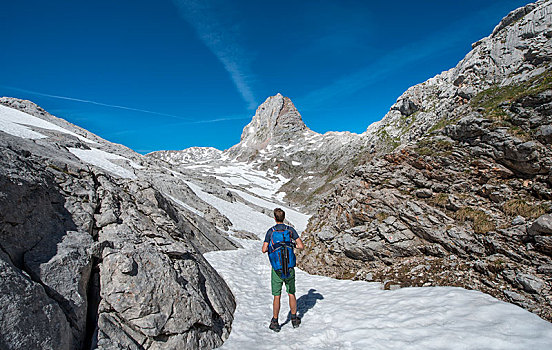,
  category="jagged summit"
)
[226,93,316,159]
[247,93,310,140]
